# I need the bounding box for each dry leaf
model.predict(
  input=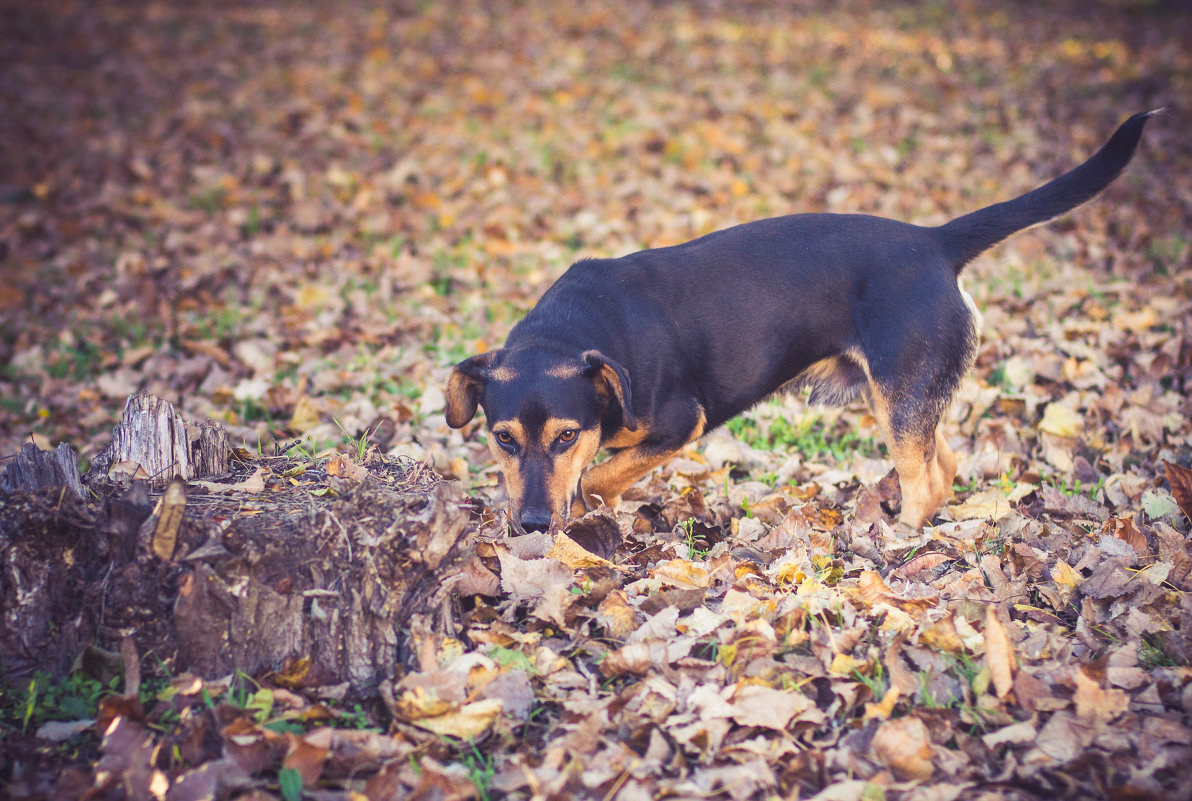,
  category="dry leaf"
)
[872,716,934,780]
[984,604,1015,698]
[326,453,369,482]
[1164,460,1192,523]
[546,531,614,569]
[411,699,503,739]
[1073,667,1130,727]
[151,477,186,560]
[1038,402,1083,438]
